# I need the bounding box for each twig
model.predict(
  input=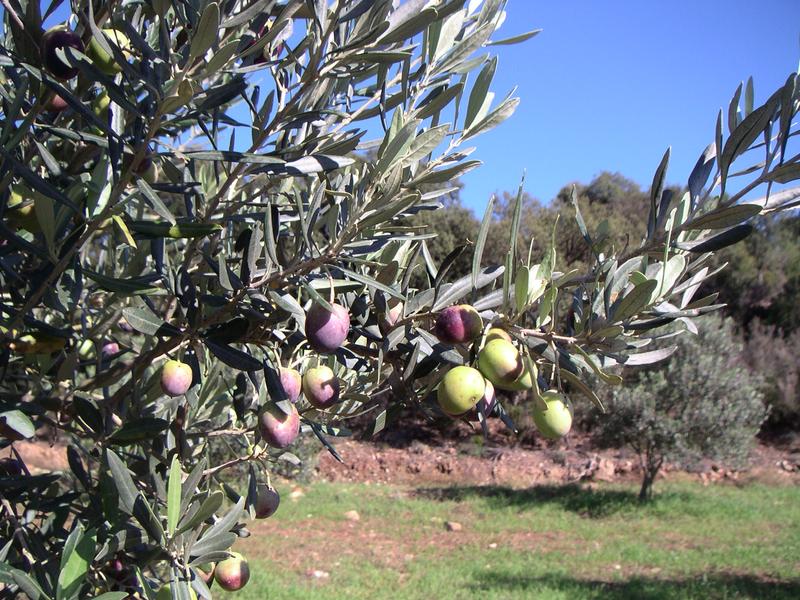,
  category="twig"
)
[515,328,577,345]
[202,447,266,477]
[0,0,24,29]
[187,429,248,438]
